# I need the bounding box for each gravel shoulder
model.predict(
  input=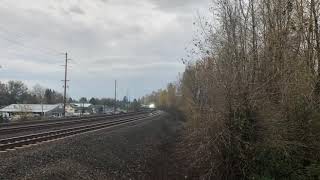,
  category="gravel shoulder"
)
[0,112,183,180]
